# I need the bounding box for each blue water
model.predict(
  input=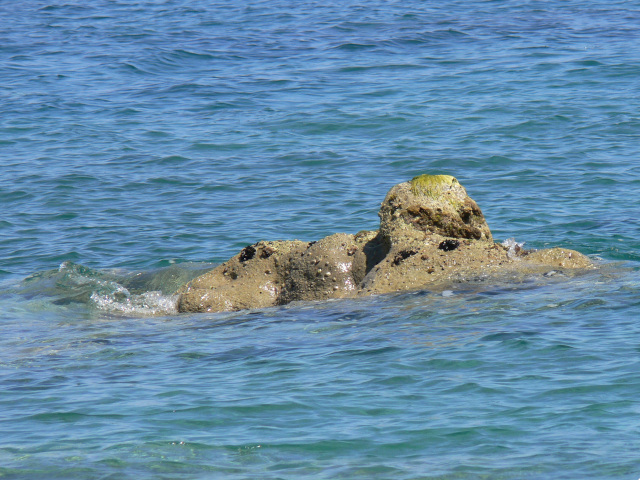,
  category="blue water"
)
[2,1,640,478]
